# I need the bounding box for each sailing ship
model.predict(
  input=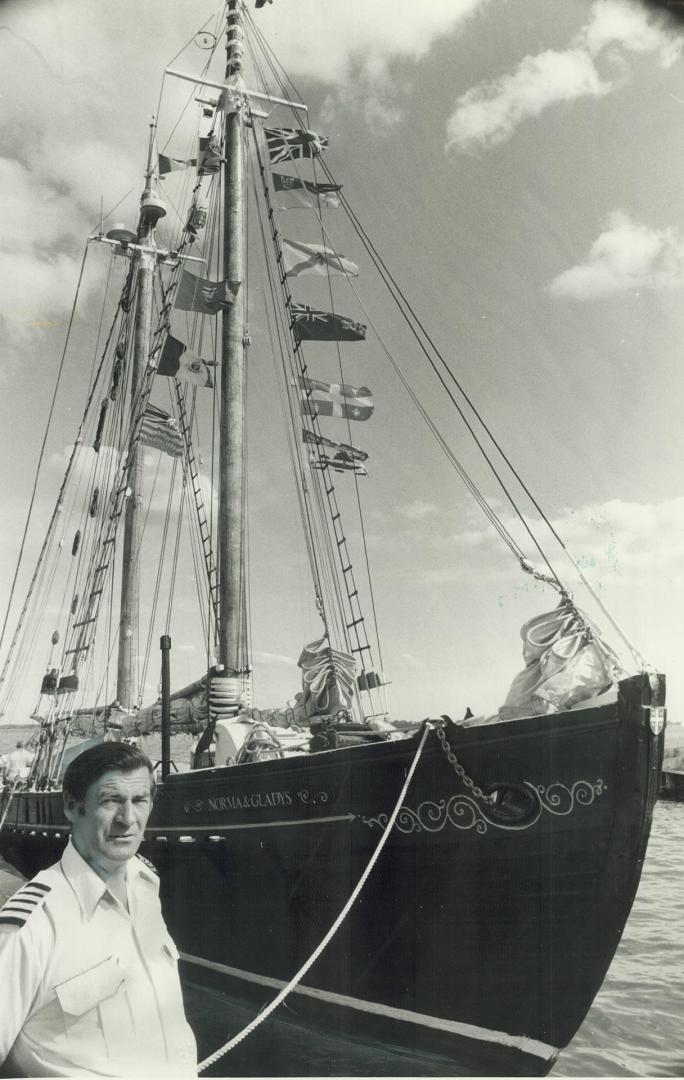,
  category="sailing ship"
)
[0,2,666,1075]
